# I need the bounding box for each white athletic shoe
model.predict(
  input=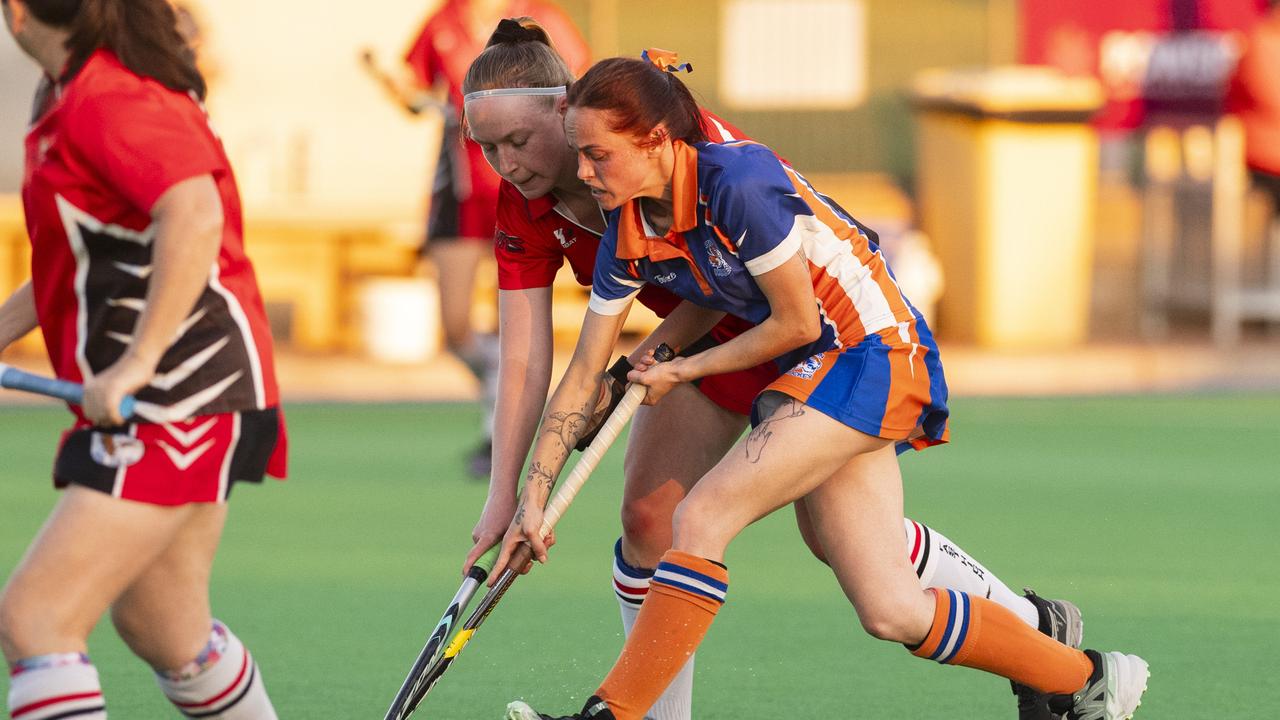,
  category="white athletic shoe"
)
[1069,650,1150,720]
[506,702,540,720]
[506,696,615,720]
